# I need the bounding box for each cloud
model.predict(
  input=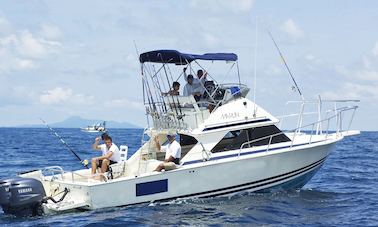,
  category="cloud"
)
[0,85,37,107]
[189,0,254,13]
[372,41,378,56]
[325,41,378,101]
[264,64,283,76]
[16,30,61,59]
[355,42,378,81]
[17,59,37,69]
[38,24,62,40]
[0,17,11,34]
[203,33,219,47]
[39,87,94,105]
[0,17,62,74]
[280,19,304,40]
[40,87,72,104]
[322,82,378,100]
[104,98,144,111]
